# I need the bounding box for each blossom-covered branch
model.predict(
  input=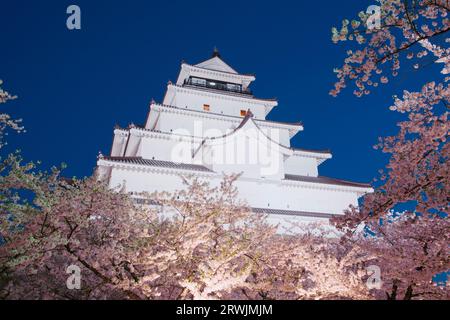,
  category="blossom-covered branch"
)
[0,80,23,148]
[331,0,450,97]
